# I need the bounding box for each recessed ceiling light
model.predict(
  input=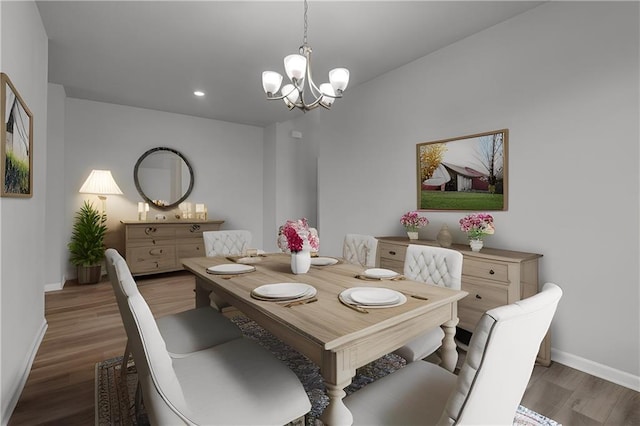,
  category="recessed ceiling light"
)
[193,91,205,97]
